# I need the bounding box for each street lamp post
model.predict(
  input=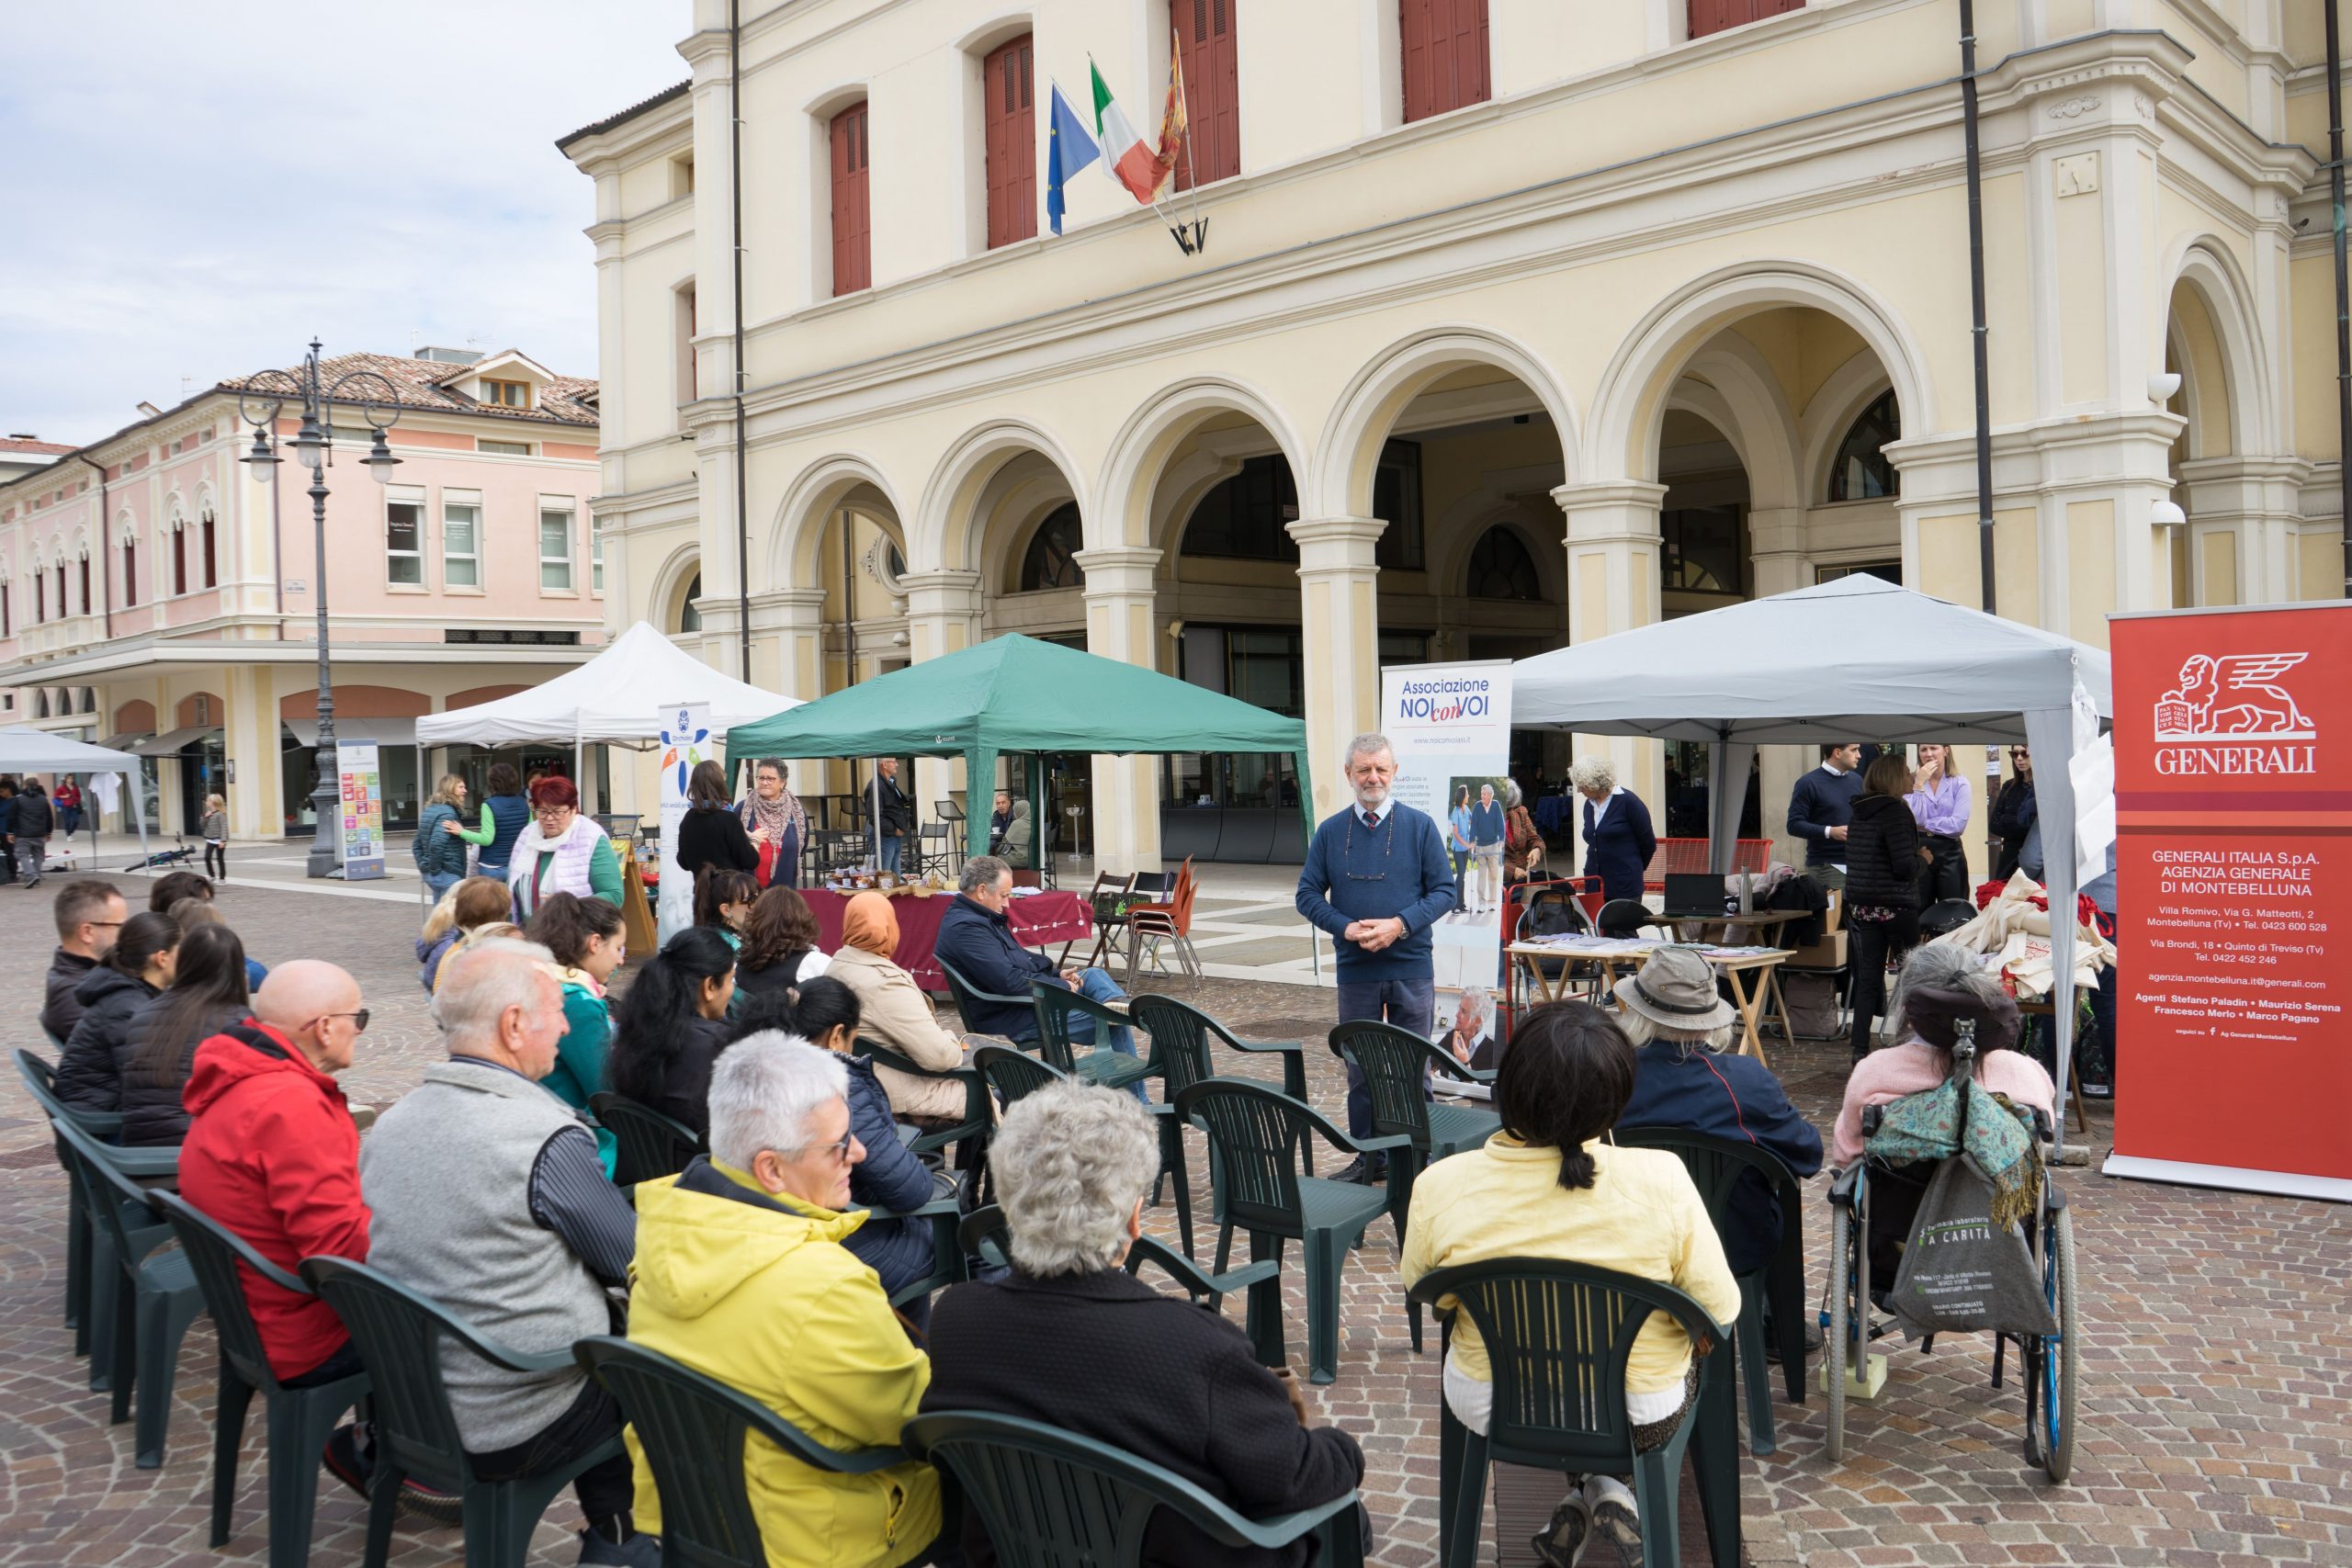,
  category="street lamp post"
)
[238,341,401,878]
